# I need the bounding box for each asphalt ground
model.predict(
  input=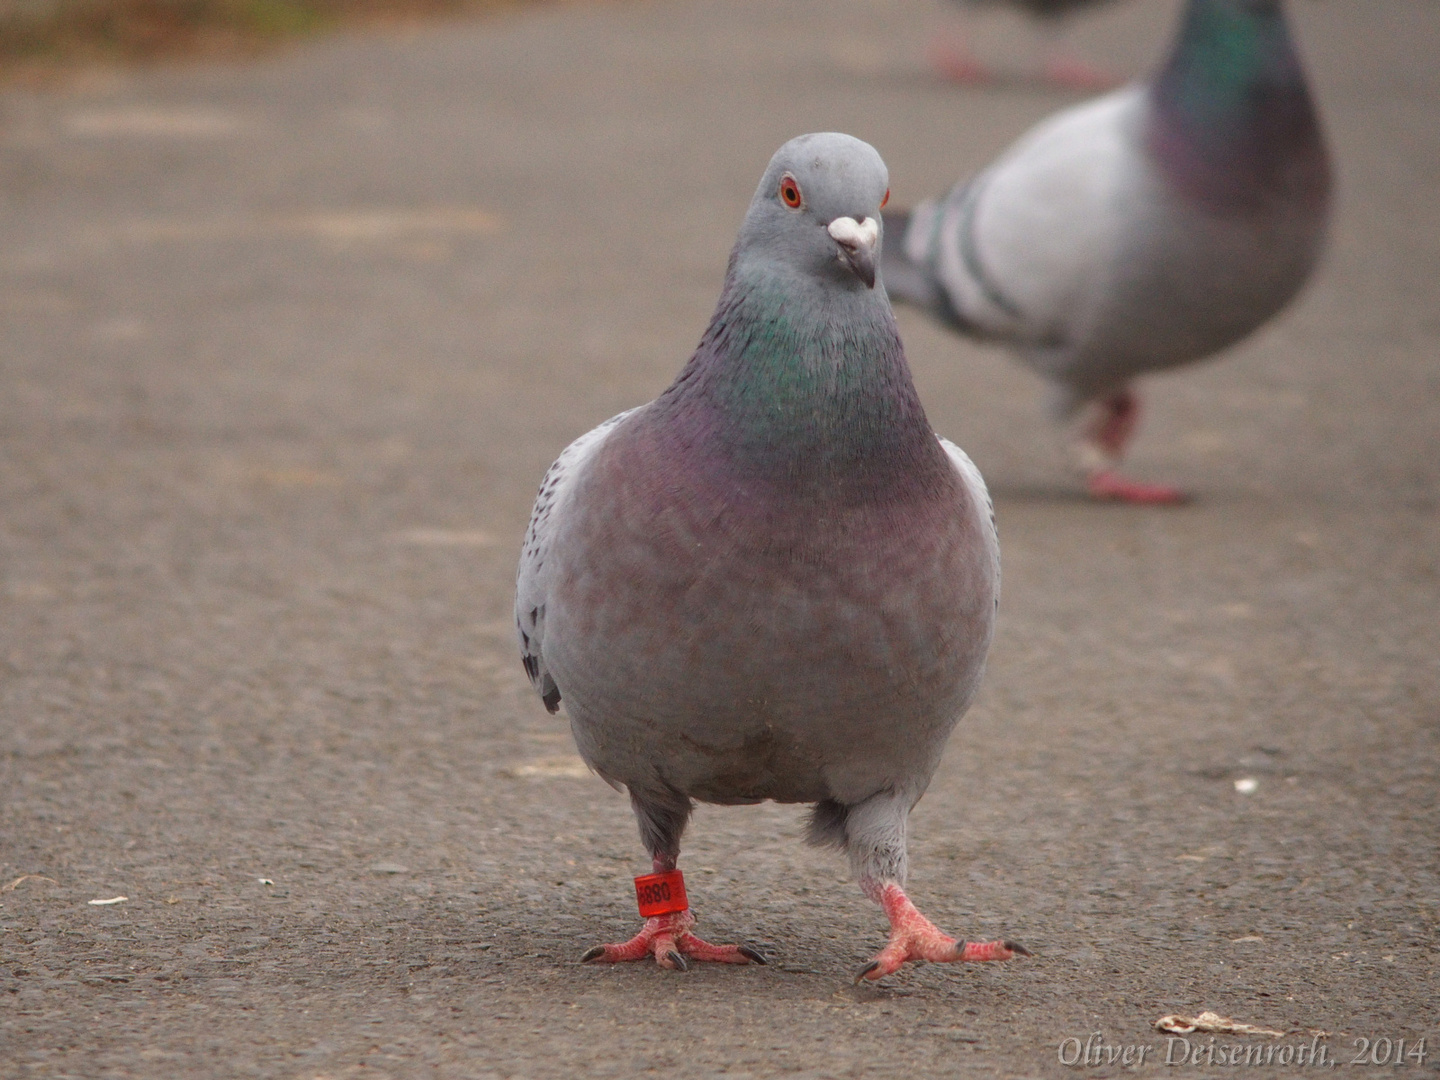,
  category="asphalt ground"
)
[1,0,1437,1076]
